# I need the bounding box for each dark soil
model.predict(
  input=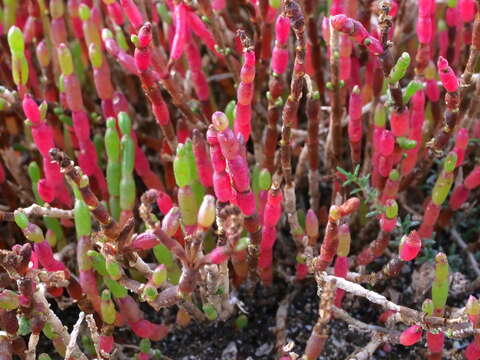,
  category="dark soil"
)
[151,281,420,360]
[31,195,480,360]
[32,278,462,360]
